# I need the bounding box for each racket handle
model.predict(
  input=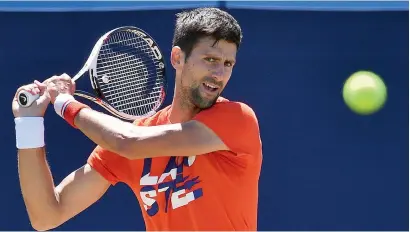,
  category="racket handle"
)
[17,90,39,107]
